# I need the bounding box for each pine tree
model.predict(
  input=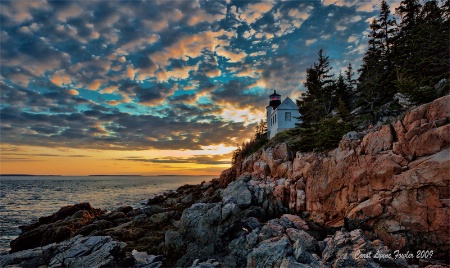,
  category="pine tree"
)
[335,74,351,116]
[393,0,449,103]
[345,63,357,91]
[297,49,335,127]
[378,0,397,56]
[356,1,398,121]
[395,0,422,33]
